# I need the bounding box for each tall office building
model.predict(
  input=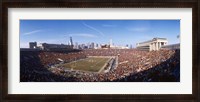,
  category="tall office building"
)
[74,42,78,49]
[70,37,73,46]
[91,42,95,49]
[110,39,113,46]
[95,43,99,49]
[130,44,133,49]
